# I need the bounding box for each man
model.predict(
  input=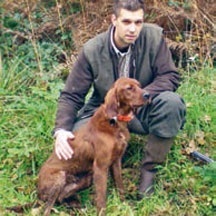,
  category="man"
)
[53,0,186,198]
